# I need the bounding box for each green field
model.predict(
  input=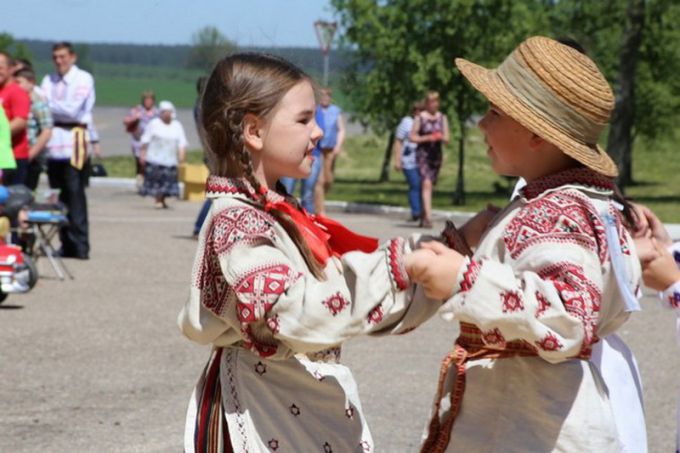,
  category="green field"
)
[103,128,680,222]
[32,60,349,109]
